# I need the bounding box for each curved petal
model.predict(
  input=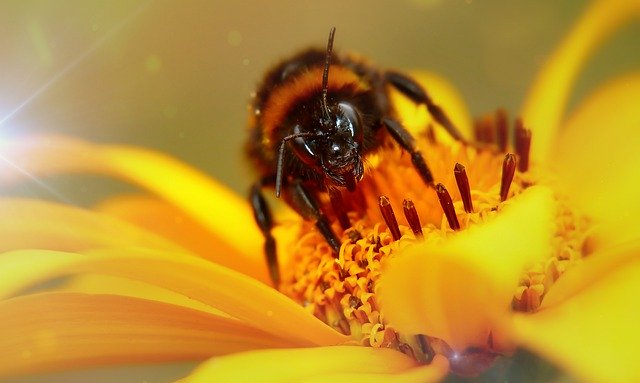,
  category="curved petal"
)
[520,0,640,163]
[0,292,298,377]
[0,198,182,253]
[182,346,448,383]
[100,144,264,261]
[0,135,109,180]
[541,238,640,308]
[0,249,348,346]
[510,258,640,383]
[551,72,640,247]
[296,357,448,383]
[392,71,473,140]
[380,186,555,351]
[61,274,230,317]
[0,135,266,271]
[96,194,269,283]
